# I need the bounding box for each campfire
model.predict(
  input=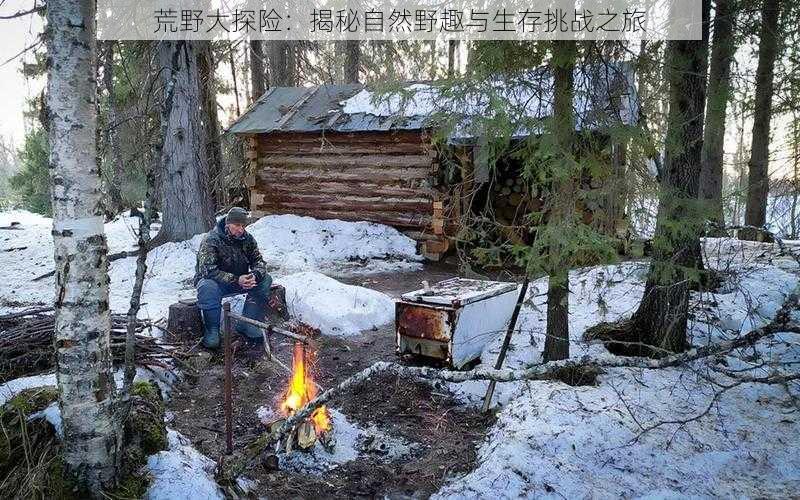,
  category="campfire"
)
[273,342,334,452]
